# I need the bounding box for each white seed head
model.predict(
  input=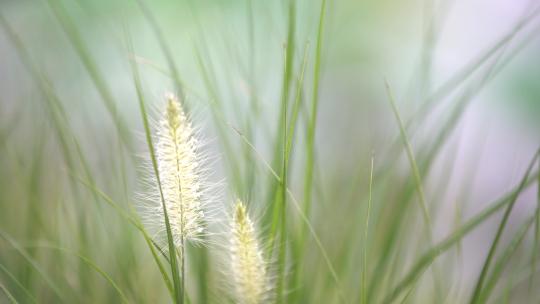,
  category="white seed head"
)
[155,94,205,244]
[230,200,268,304]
